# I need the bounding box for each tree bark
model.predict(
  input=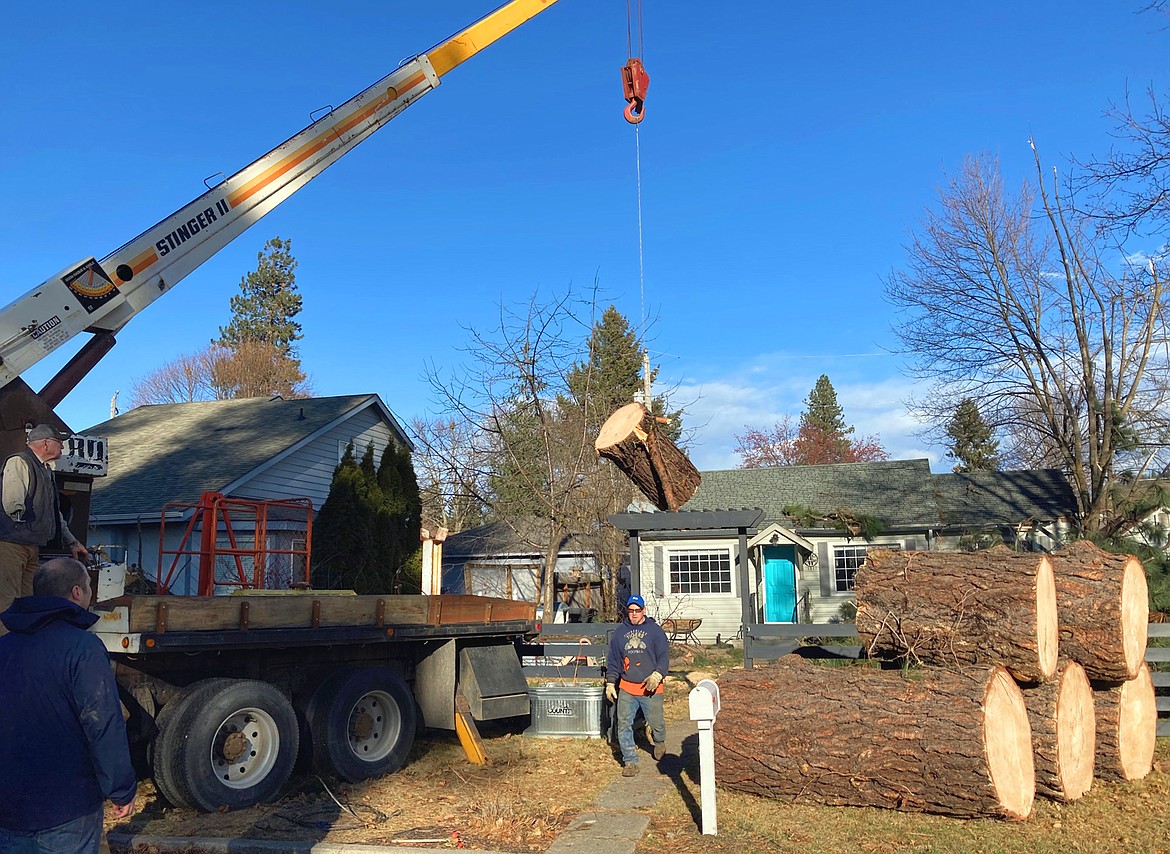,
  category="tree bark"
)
[1094,661,1157,782]
[855,549,1059,682]
[713,656,1035,820]
[1049,540,1149,682]
[594,403,700,511]
[1021,660,1095,802]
